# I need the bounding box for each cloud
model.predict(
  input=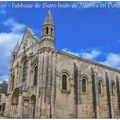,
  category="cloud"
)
[0,32,23,44]
[102,53,120,69]
[81,50,101,60]
[3,18,25,33]
[62,48,120,70]
[0,18,25,82]
[62,48,80,56]
[62,48,101,60]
